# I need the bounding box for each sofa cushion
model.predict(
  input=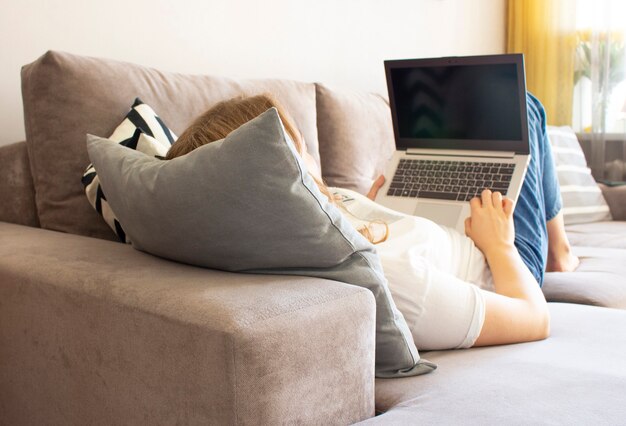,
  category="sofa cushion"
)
[0,141,39,228]
[600,183,626,221]
[86,108,433,378]
[547,126,612,225]
[565,220,626,249]
[360,303,626,425]
[0,221,375,425]
[21,50,319,239]
[316,83,395,194]
[82,98,176,243]
[542,246,626,308]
